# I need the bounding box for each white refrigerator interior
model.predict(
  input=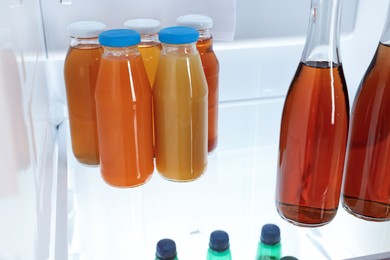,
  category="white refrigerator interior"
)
[0,0,390,259]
